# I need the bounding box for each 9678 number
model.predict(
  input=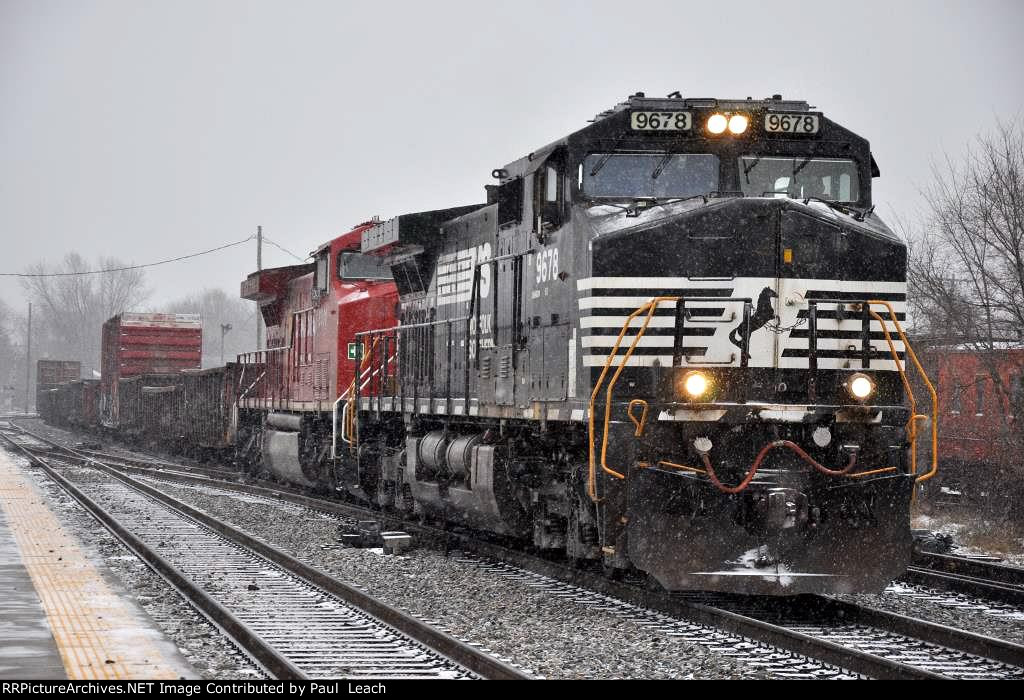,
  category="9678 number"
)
[765,113,819,134]
[631,111,692,131]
